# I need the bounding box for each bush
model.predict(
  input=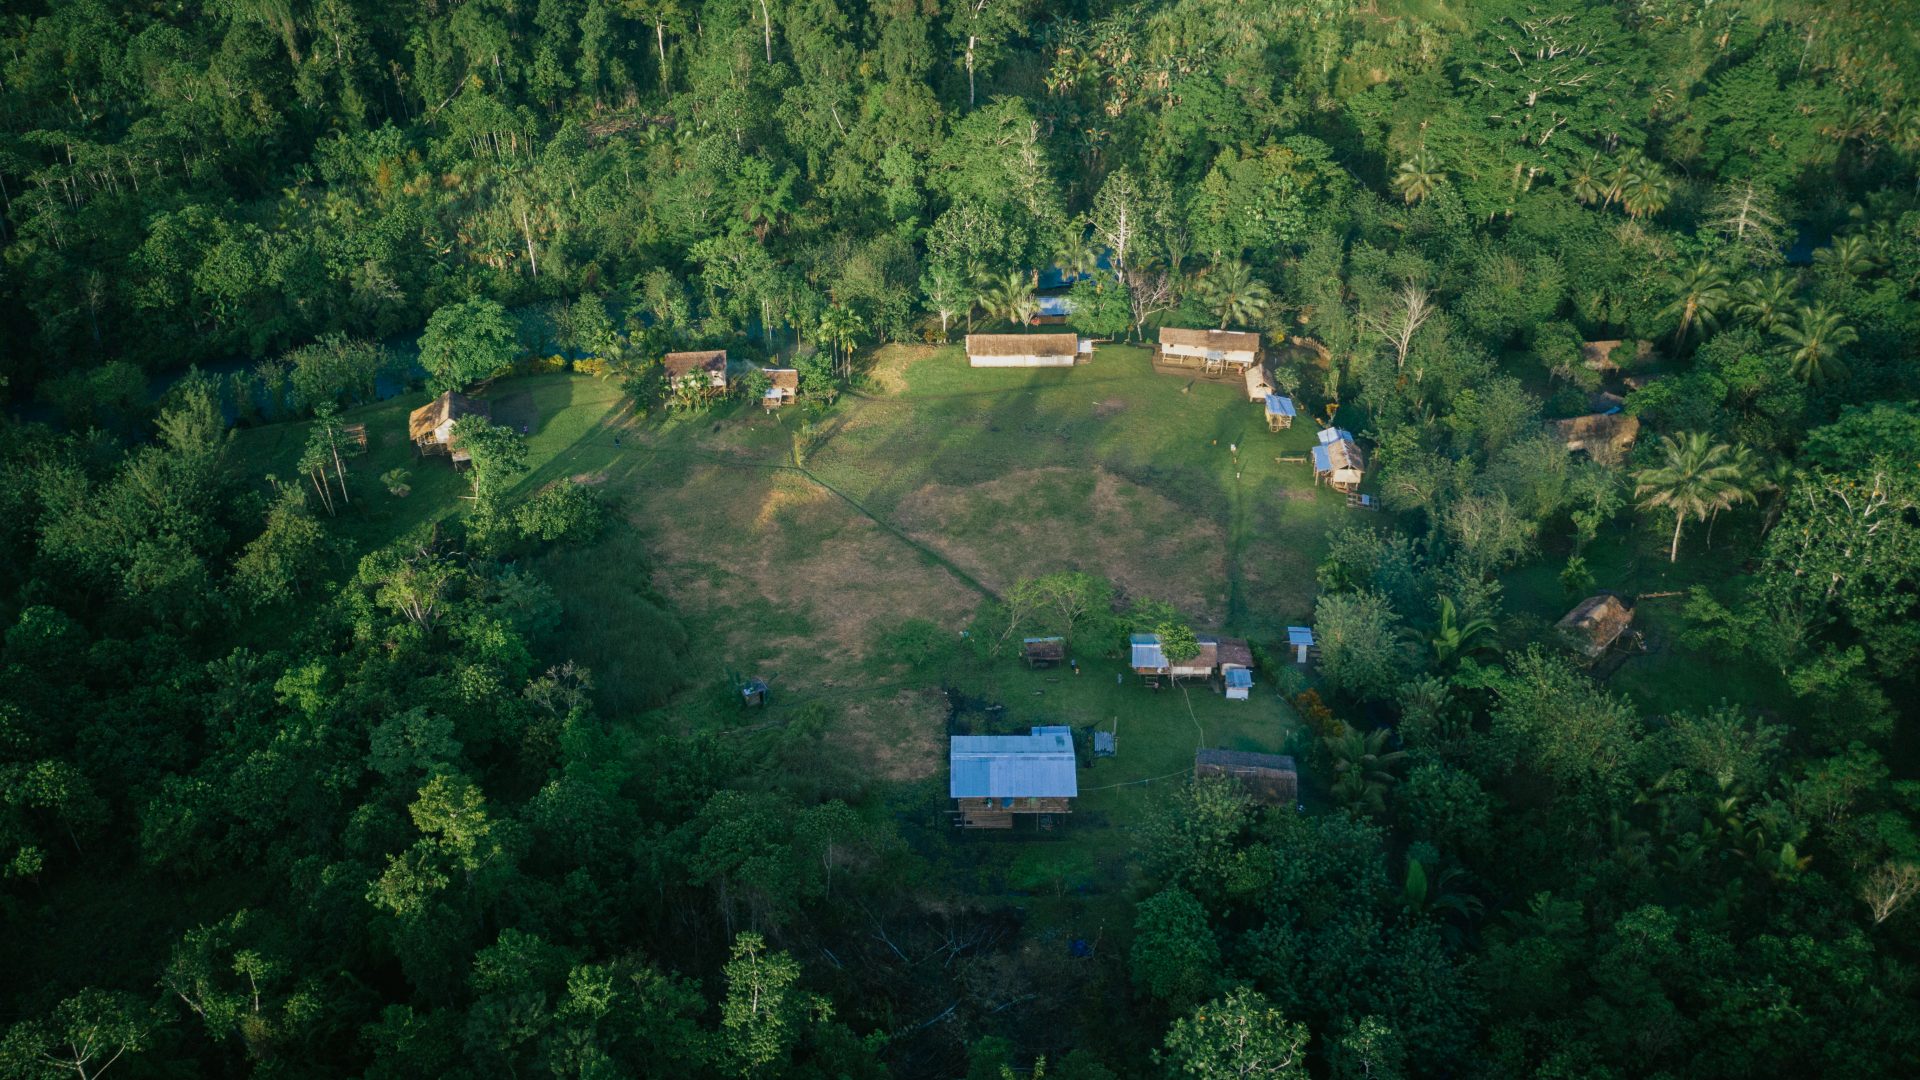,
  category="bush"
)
[514,482,608,544]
